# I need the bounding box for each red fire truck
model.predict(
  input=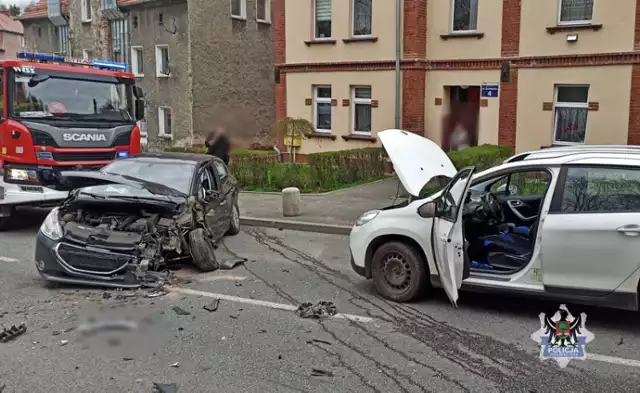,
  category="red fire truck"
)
[0,52,145,229]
